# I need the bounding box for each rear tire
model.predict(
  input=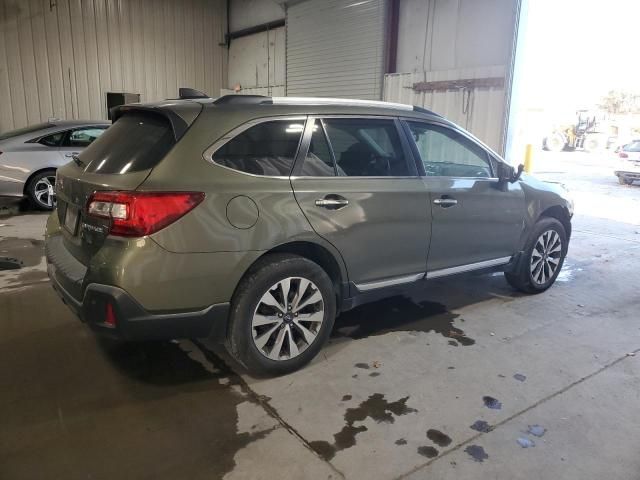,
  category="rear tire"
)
[226,254,336,376]
[505,217,567,294]
[584,135,602,152]
[26,169,57,210]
